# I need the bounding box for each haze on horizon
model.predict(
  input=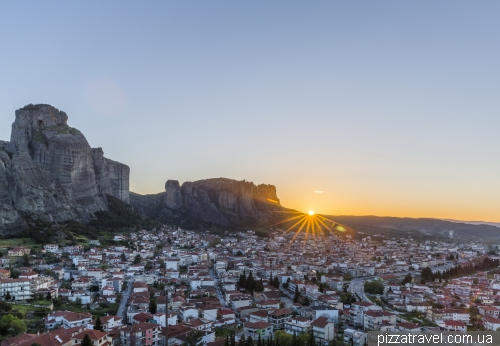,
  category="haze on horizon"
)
[0,2,499,223]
